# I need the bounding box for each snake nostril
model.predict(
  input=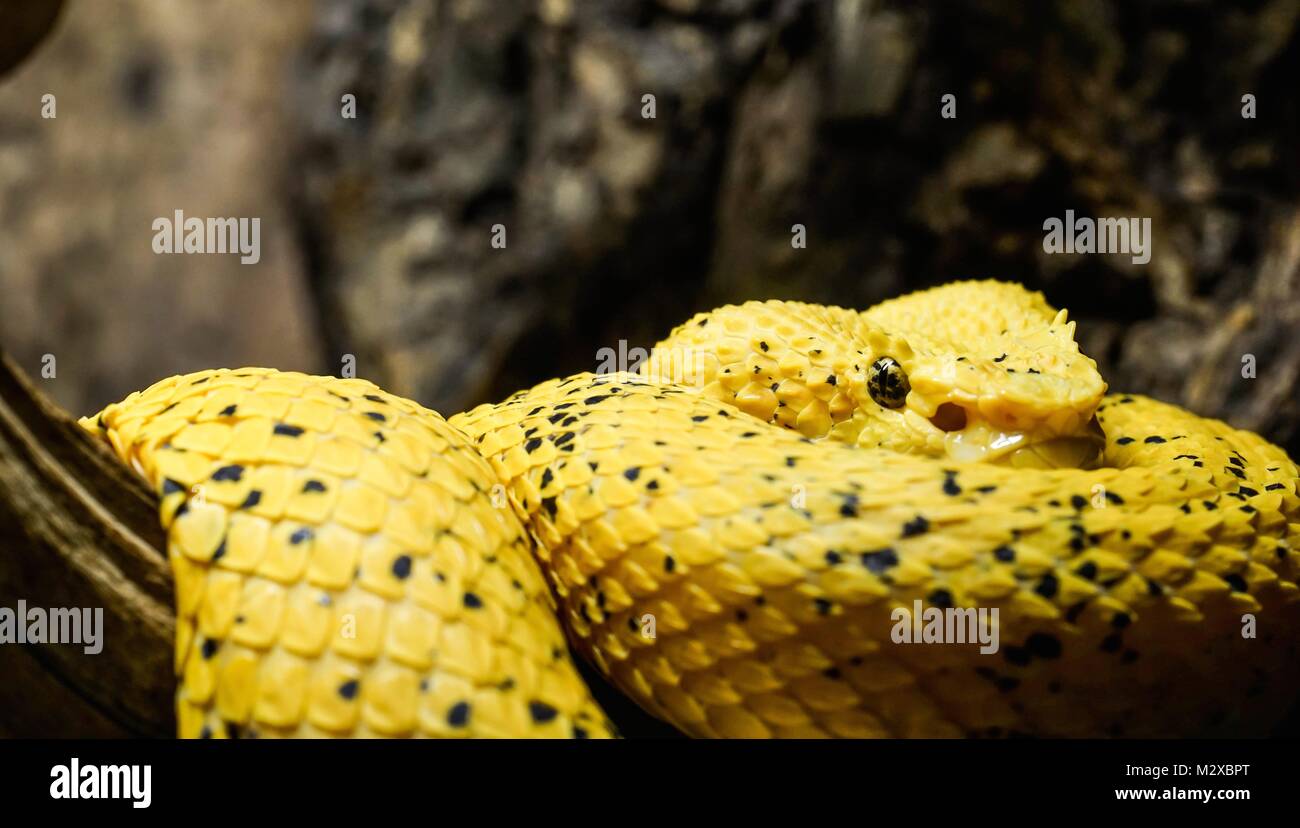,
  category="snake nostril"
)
[930,403,968,432]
